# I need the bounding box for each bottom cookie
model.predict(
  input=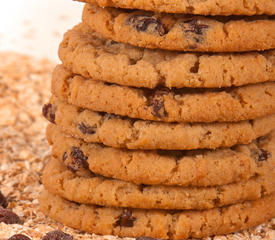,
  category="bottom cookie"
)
[39,190,275,240]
